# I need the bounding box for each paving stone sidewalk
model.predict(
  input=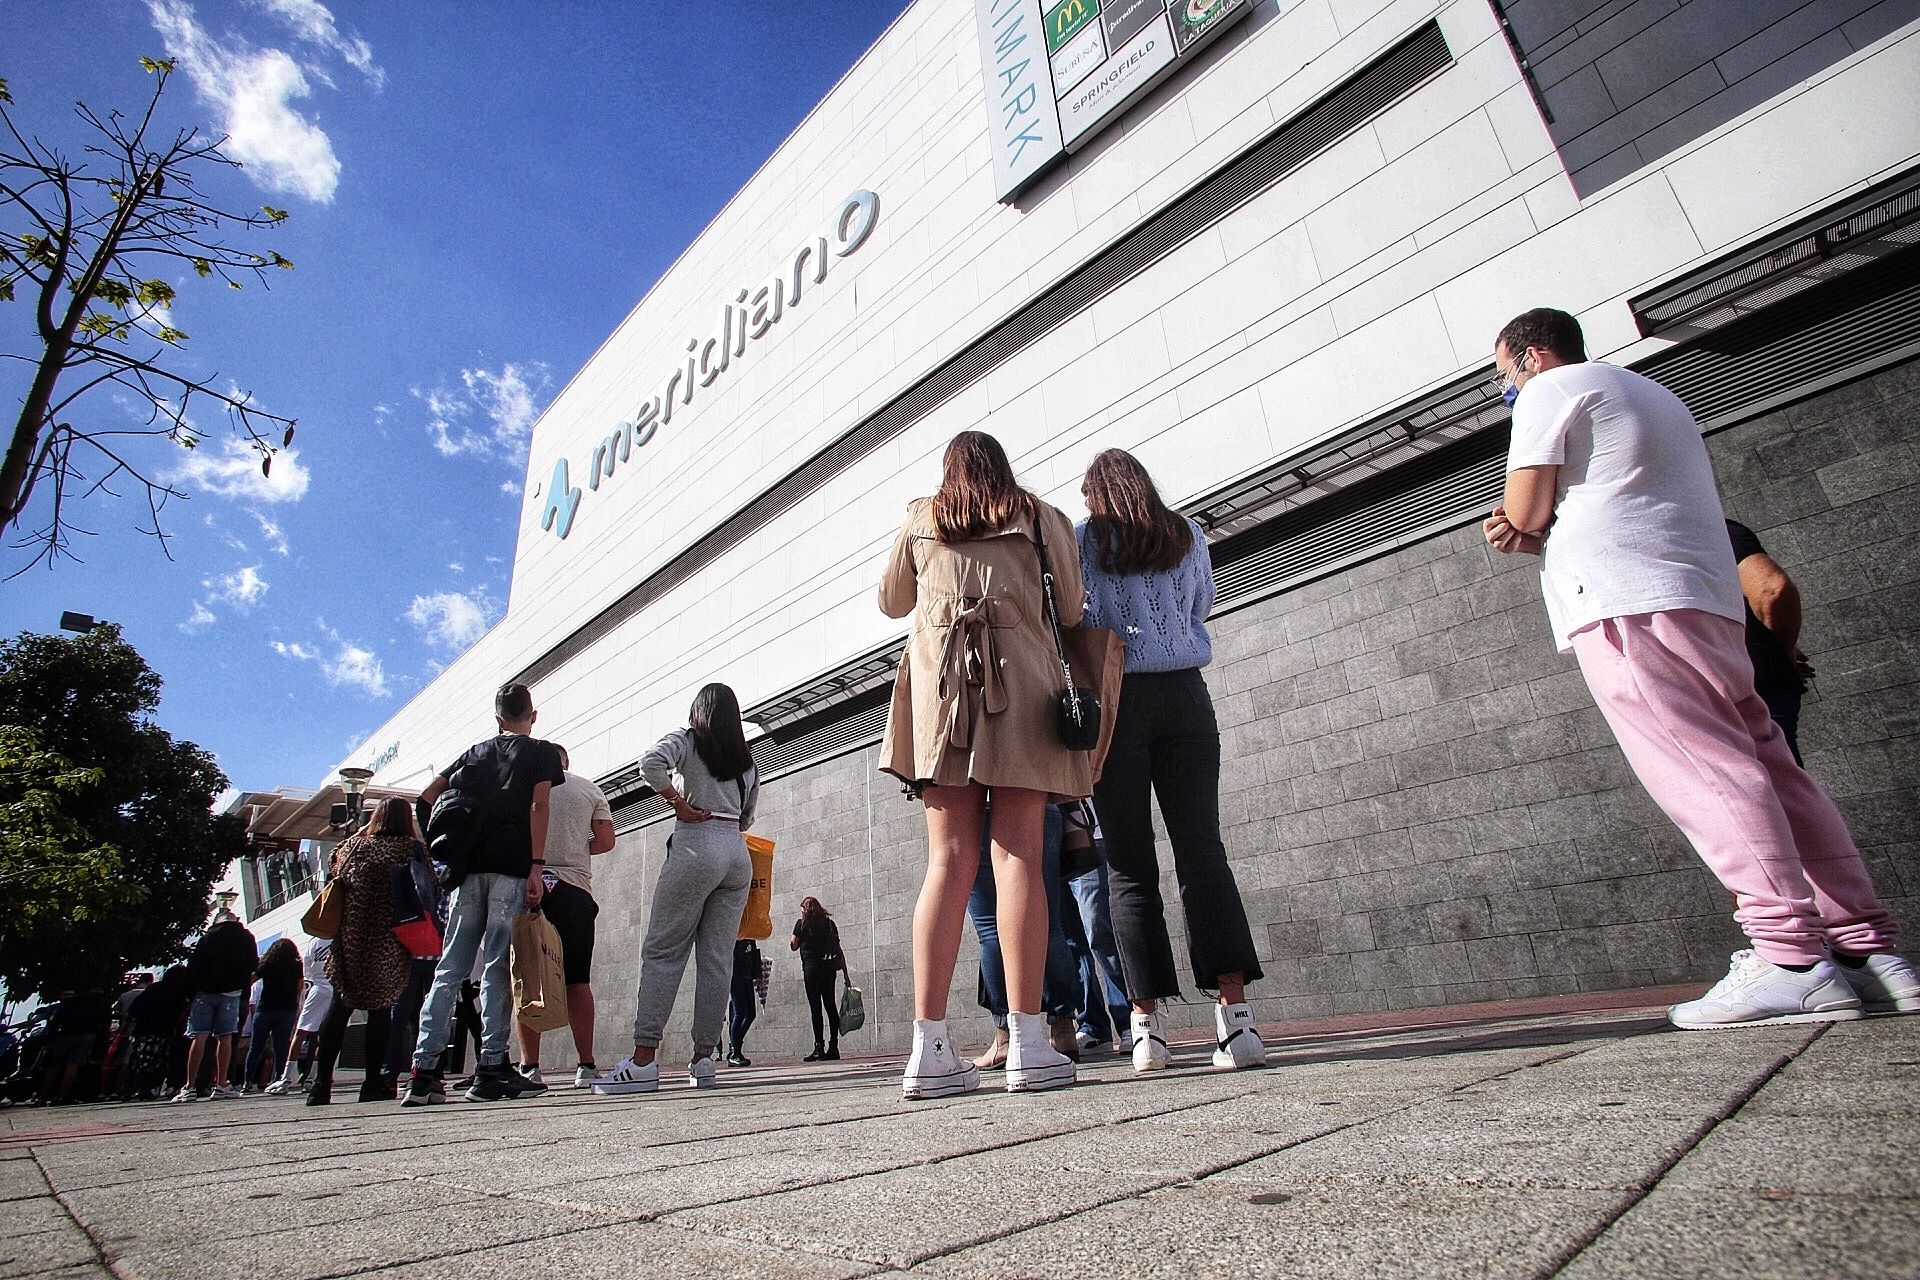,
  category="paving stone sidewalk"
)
[4,995,1916,1279]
